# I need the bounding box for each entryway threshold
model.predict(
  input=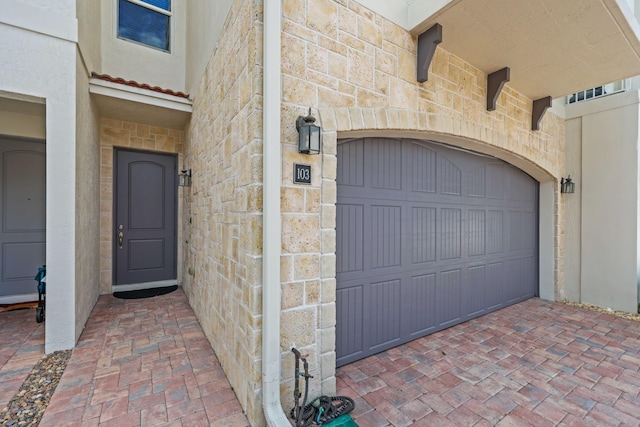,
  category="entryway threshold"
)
[111,279,177,293]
